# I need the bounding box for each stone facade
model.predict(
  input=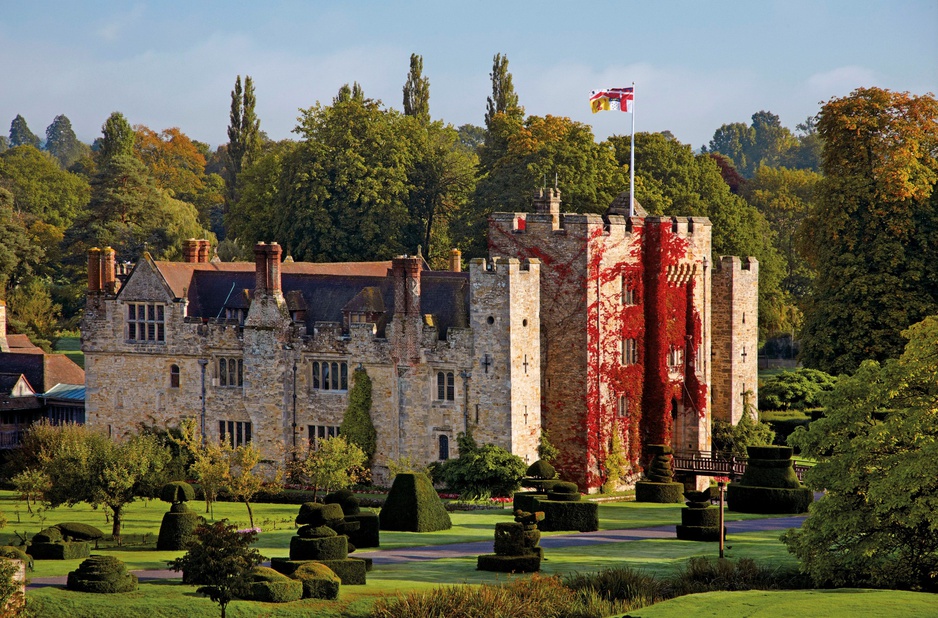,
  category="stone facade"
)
[711,256,760,424]
[82,192,758,491]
